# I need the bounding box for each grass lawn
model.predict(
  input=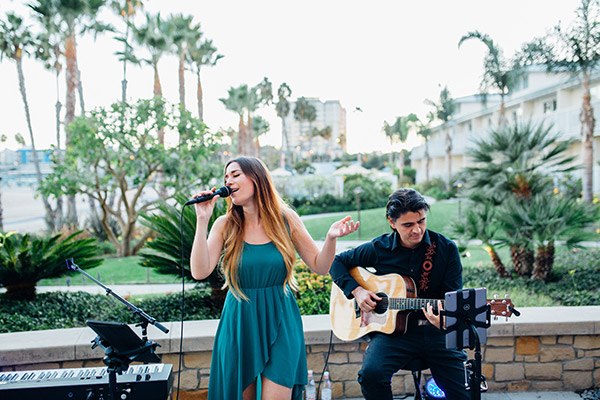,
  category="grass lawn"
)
[37,256,181,286]
[301,200,460,240]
